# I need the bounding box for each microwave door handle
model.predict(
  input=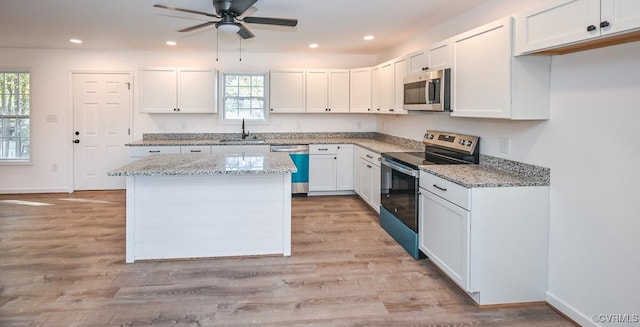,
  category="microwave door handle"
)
[428,80,436,104]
